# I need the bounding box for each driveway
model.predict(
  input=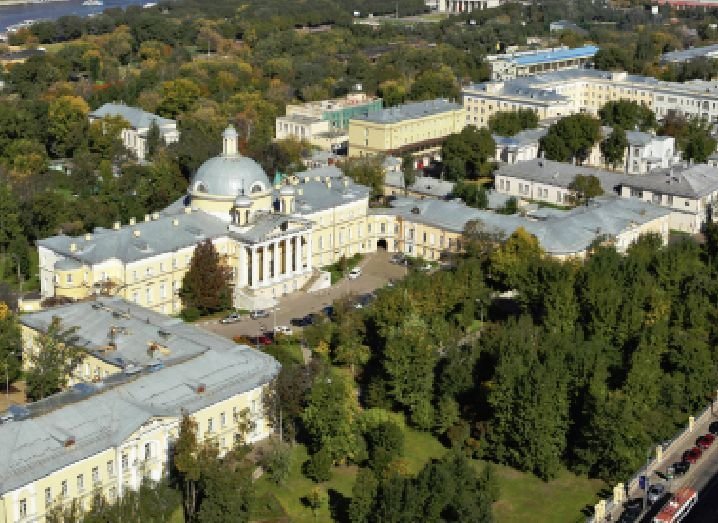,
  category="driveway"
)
[202,250,407,339]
